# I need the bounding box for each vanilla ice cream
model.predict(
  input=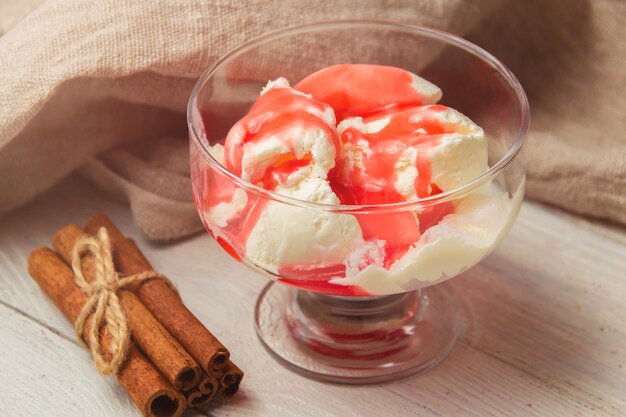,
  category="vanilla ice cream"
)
[330,183,523,294]
[245,177,363,272]
[295,64,442,120]
[198,64,520,296]
[223,79,338,188]
[335,105,488,201]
